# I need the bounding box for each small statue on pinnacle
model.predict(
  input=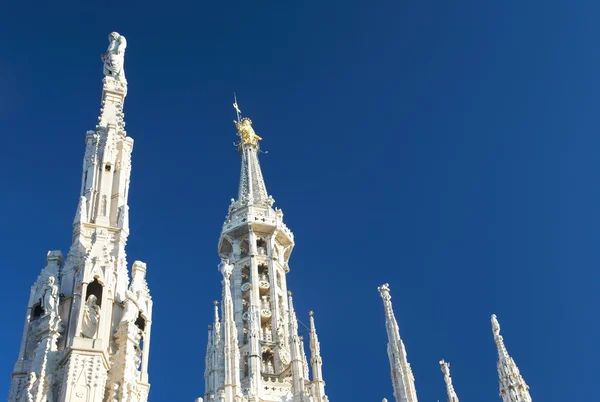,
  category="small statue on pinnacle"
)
[102,32,127,82]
